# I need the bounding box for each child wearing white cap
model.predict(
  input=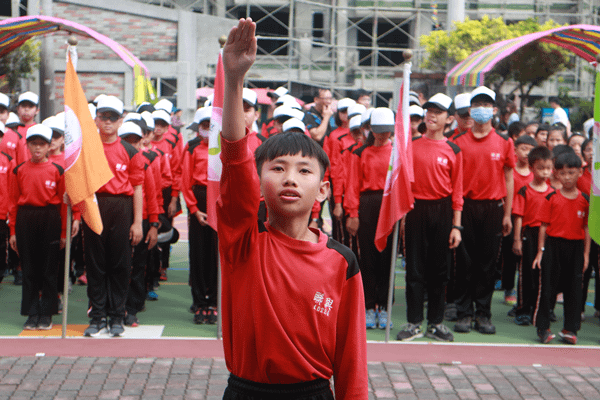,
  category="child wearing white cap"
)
[13,92,40,165]
[9,124,70,331]
[345,107,396,330]
[0,121,13,284]
[409,105,424,139]
[241,89,266,154]
[0,94,20,162]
